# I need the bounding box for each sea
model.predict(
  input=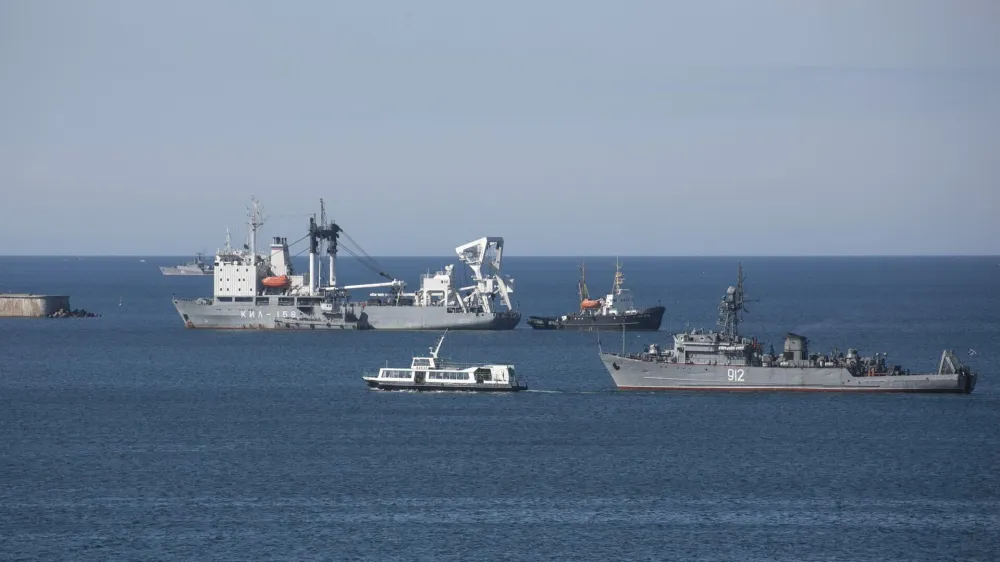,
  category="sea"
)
[2,255,998,561]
